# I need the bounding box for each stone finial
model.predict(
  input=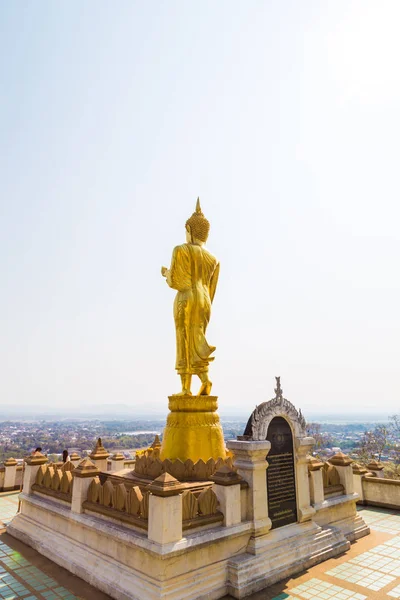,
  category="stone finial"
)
[111,452,125,461]
[73,458,100,478]
[352,462,368,474]
[147,472,184,497]
[151,435,161,449]
[244,377,307,439]
[25,451,48,466]
[90,438,110,460]
[366,459,384,471]
[4,457,17,467]
[211,464,242,486]
[70,452,81,460]
[307,456,324,472]
[274,376,283,401]
[329,452,353,467]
